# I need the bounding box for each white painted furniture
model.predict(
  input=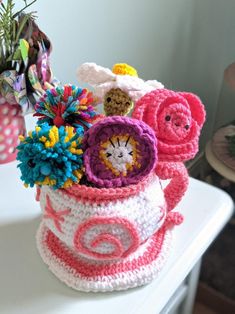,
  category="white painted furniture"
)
[0,161,233,314]
[205,141,235,183]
